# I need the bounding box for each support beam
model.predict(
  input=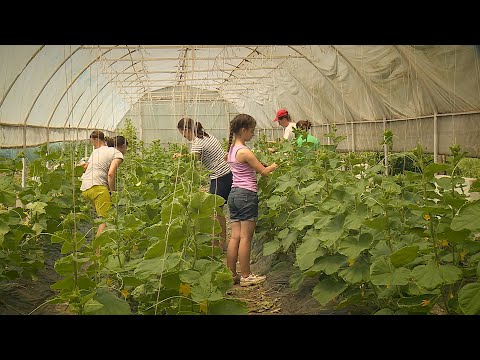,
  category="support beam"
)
[433,112,438,163]
[383,117,389,176]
